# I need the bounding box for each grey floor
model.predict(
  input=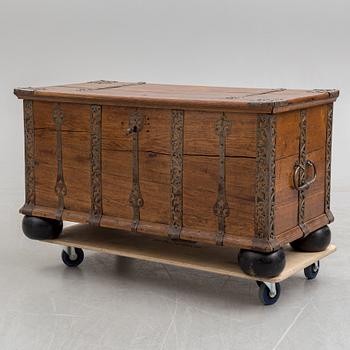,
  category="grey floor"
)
[0,190,349,350]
